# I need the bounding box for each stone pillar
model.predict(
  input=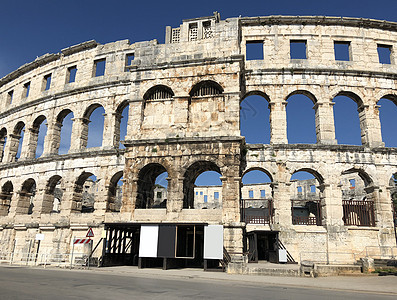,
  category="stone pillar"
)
[126,101,142,140]
[69,117,89,152]
[0,192,12,216]
[272,181,293,227]
[314,102,337,145]
[376,186,394,228]
[21,127,38,160]
[221,174,241,224]
[3,133,20,162]
[269,101,288,144]
[43,120,62,156]
[102,112,120,148]
[93,175,107,214]
[322,181,344,227]
[358,104,384,147]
